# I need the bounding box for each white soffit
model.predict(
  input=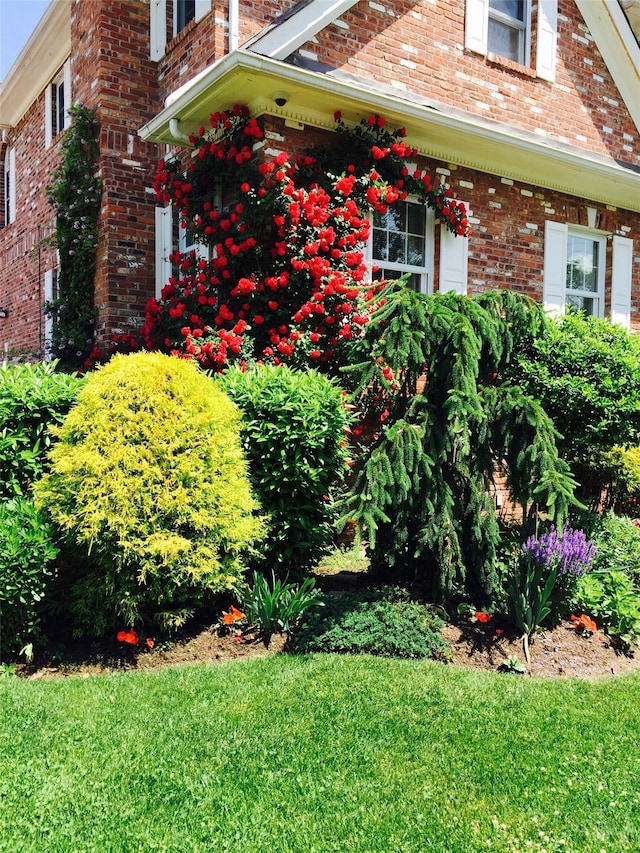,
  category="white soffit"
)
[244,0,361,60]
[139,51,640,214]
[575,0,640,135]
[0,0,71,129]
